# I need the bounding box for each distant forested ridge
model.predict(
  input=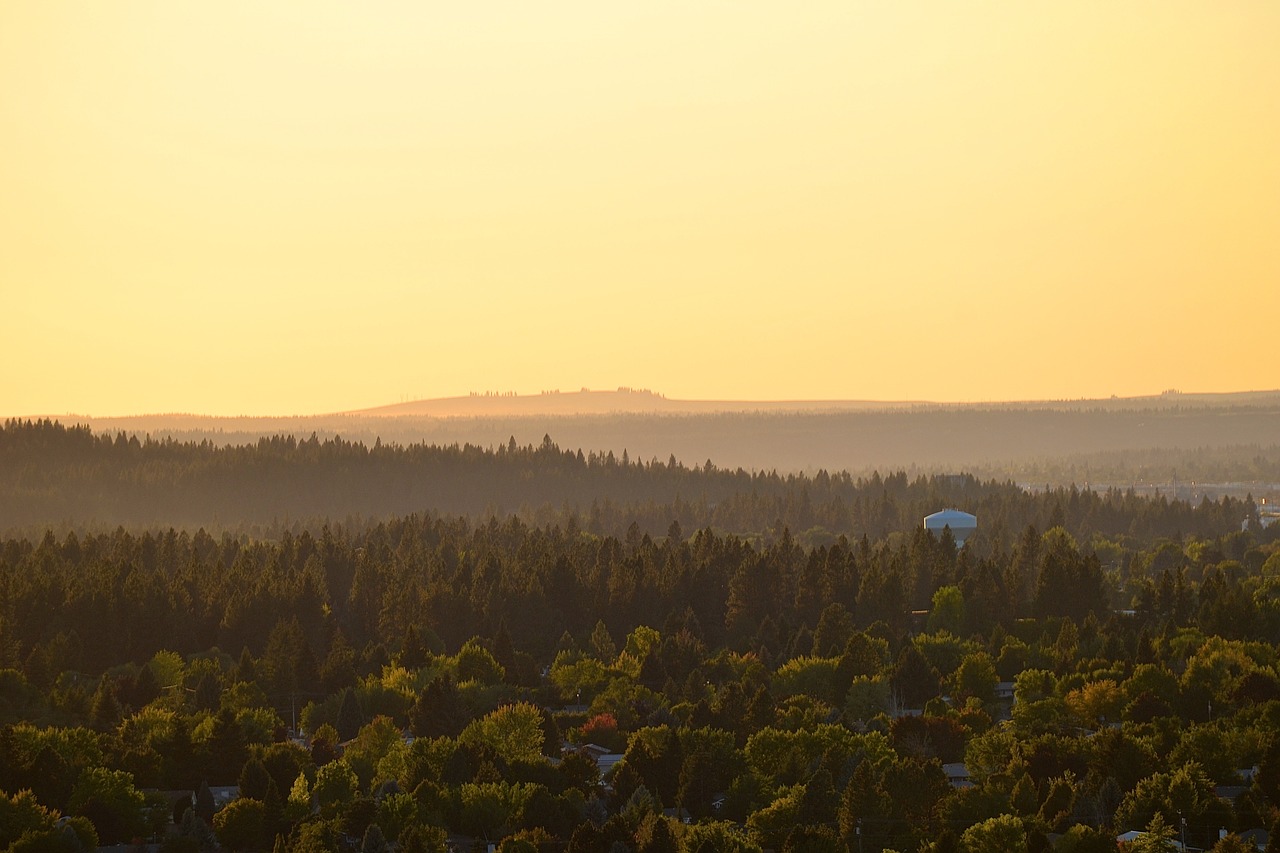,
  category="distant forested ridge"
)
[0,419,1266,541]
[51,394,1280,478]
